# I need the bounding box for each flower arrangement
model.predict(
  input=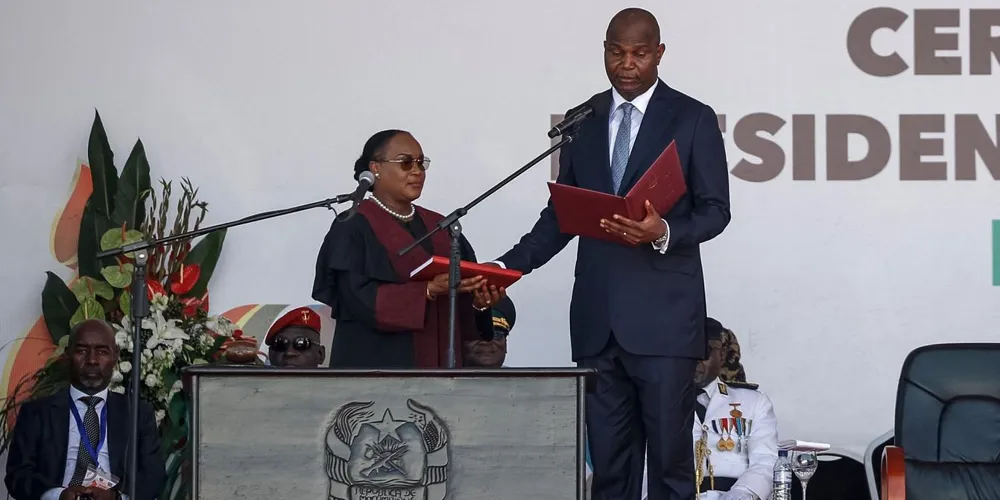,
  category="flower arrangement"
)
[0,111,248,500]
